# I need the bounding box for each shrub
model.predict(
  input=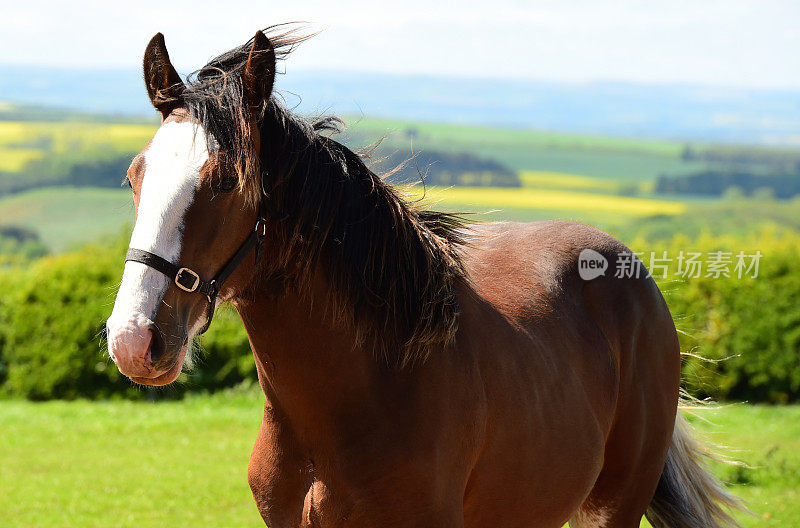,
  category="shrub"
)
[0,236,130,399]
[631,229,800,403]
[2,226,800,402]
[0,230,255,400]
